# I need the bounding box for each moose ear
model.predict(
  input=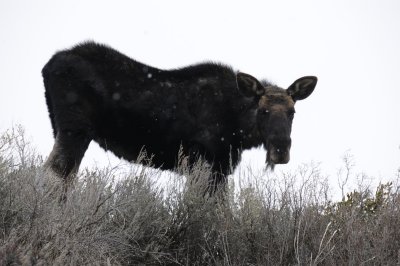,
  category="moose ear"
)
[236,72,265,97]
[287,76,317,101]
